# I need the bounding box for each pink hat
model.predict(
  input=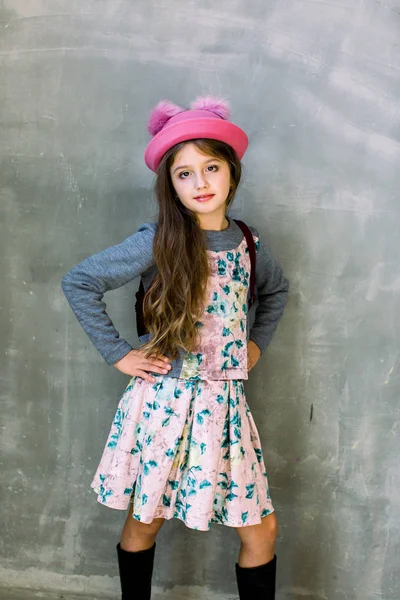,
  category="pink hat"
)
[144,96,249,172]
